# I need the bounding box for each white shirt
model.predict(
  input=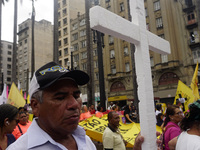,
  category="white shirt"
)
[176,131,200,150]
[7,118,96,150]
